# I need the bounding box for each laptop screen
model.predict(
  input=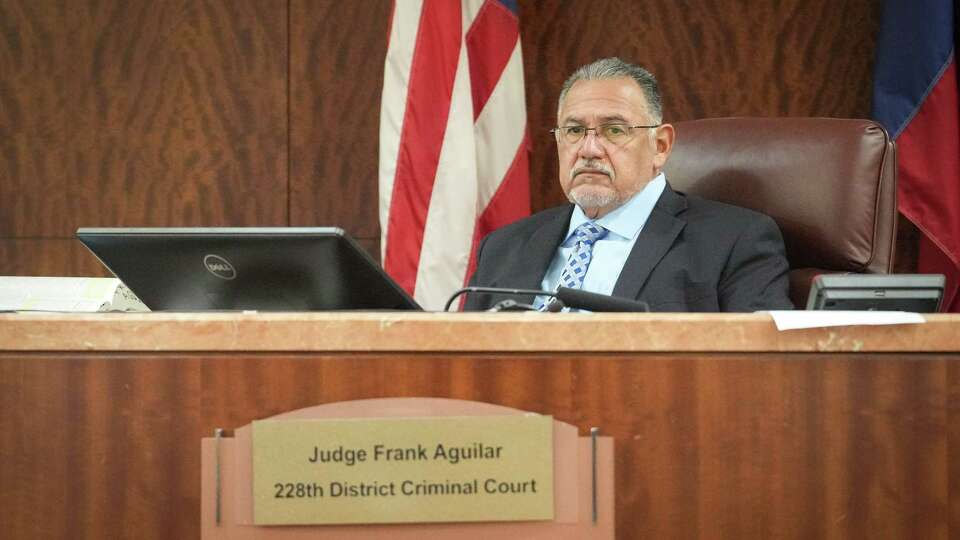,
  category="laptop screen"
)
[76,227,421,311]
